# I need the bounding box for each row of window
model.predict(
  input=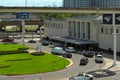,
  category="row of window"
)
[101,27,120,34]
[45,23,64,29]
